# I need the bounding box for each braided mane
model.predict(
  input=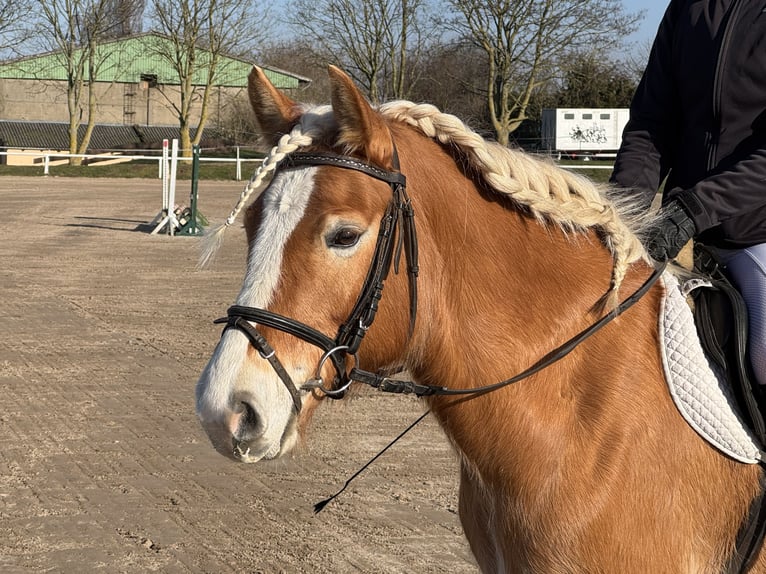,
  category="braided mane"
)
[202,100,648,307]
[379,101,649,308]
